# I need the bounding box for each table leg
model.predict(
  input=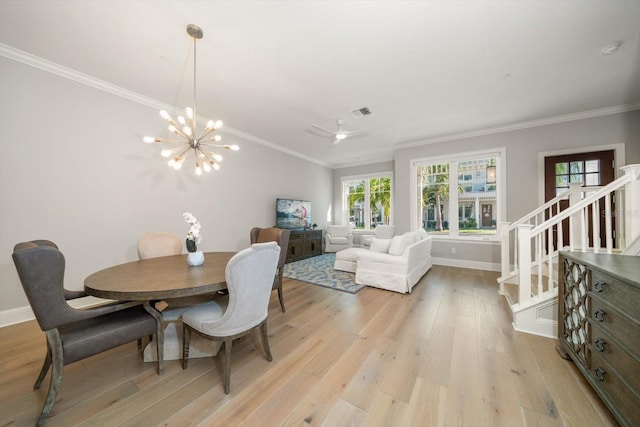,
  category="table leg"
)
[143,301,164,374]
